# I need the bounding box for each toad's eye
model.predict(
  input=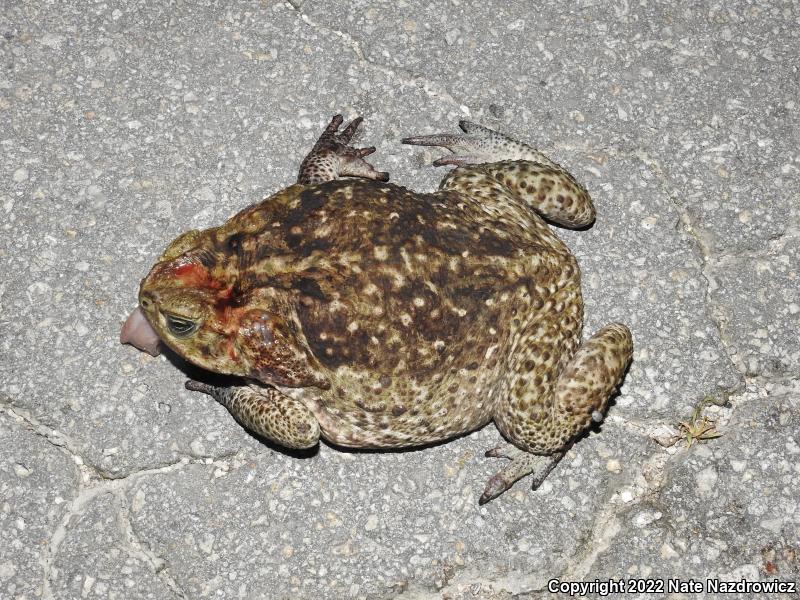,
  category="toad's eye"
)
[164,314,199,338]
